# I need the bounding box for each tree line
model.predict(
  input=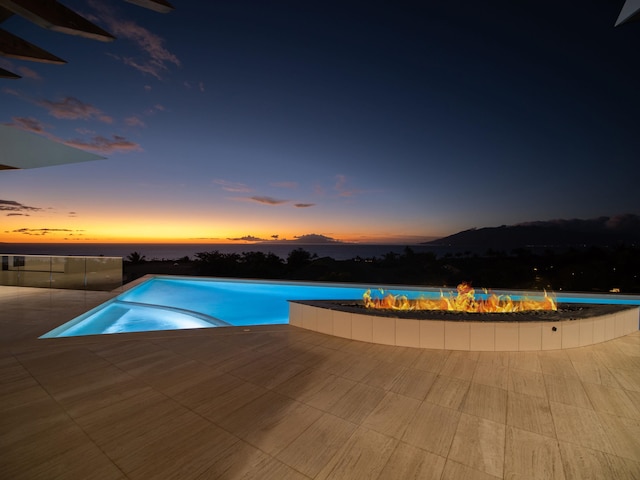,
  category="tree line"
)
[125,245,640,293]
